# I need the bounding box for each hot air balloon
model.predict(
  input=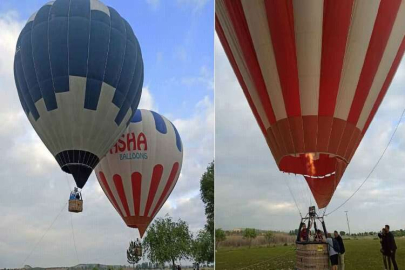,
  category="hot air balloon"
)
[14,0,144,195]
[95,109,183,237]
[216,0,405,209]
